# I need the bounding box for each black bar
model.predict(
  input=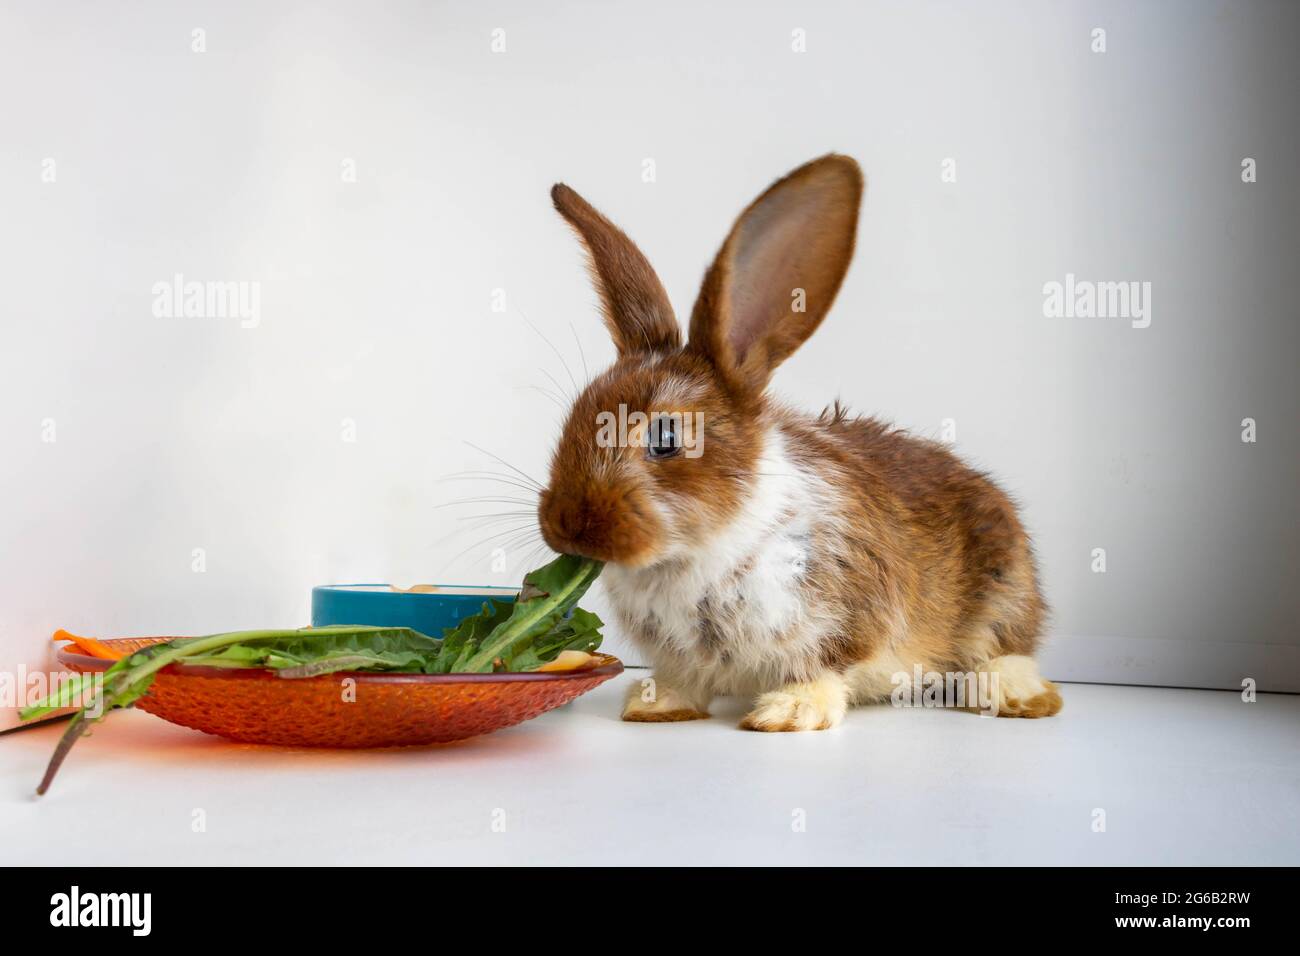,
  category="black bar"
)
[5,867,1287,941]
